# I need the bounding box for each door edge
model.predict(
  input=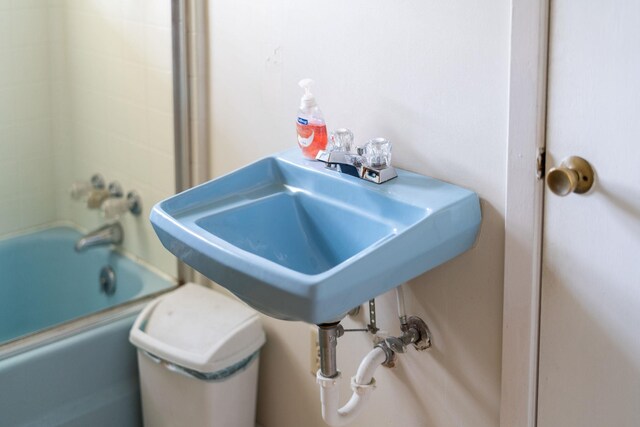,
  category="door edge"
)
[500,0,549,426]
